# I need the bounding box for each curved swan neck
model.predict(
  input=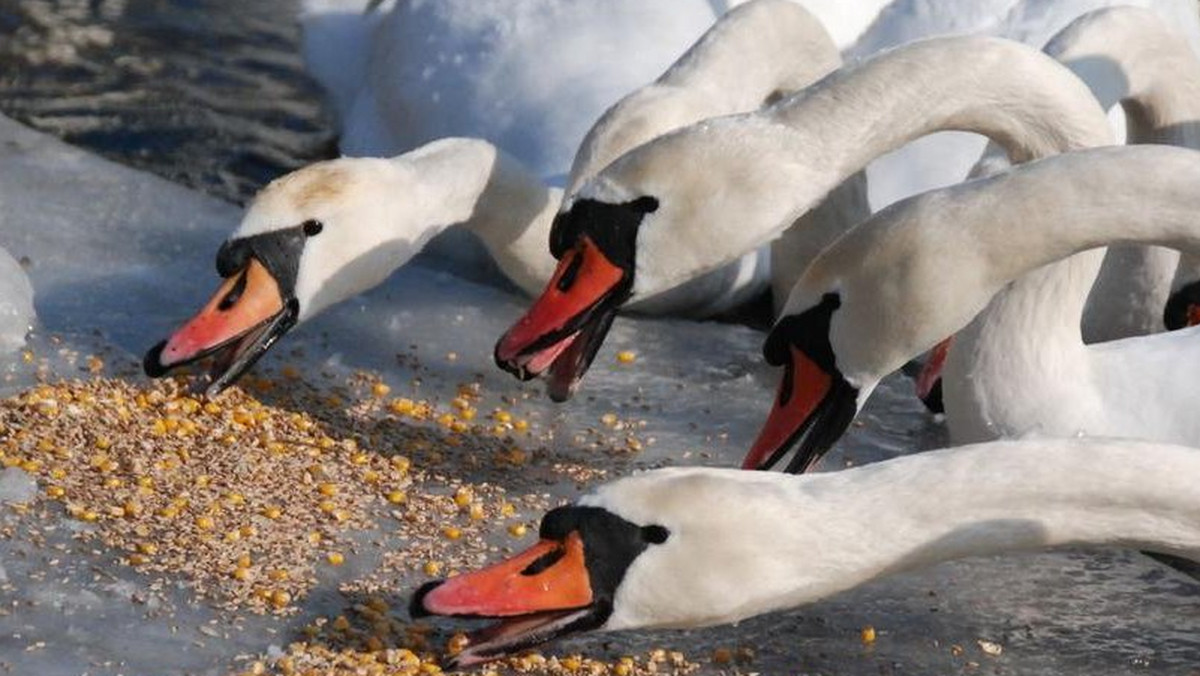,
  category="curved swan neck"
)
[565,0,841,197]
[657,0,839,102]
[405,139,559,296]
[827,146,1200,390]
[601,439,1200,630]
[1045,7,1200,146]
[768,36,1113,179]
